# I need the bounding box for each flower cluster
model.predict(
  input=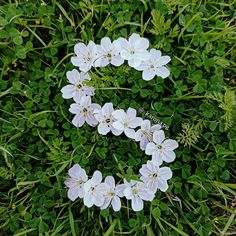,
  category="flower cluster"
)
[65,161,173,212]
[62,34,177,211]
[70,33,171,80]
